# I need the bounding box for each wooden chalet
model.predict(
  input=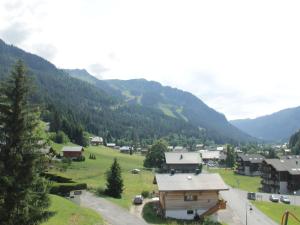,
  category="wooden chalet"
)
[165,152,202,173]
[62,146,84,159]
[236,153,265,176]
[155,173,228,220]
[261,157,300,194]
